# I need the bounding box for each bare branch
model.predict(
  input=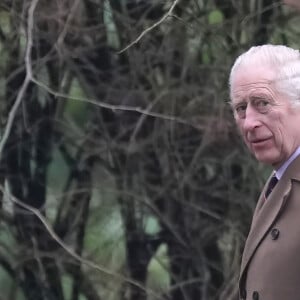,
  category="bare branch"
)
[118,0,181,54]
[0,0,39,161]
[0,184,164,300]
[30,77,202,130]
[55,0,81,53]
